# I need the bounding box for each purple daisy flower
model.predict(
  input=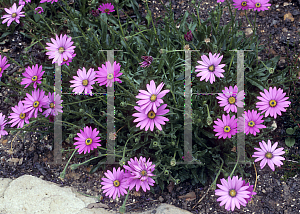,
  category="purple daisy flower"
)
[123,156,156,192]
[0,113,8,139]
[70,67,96,96]
[34,7,44,14]
[95,61,123,88]
[98,3,115,14]
[22,88,49,118]
[139,56,153,68]
[0,55,10,78]
[101,167,129,199]
[195,52,226,84]
[256,86,291,119]
[1,3,25,27]
[215,176,256,211]
[39,0,58,4]
[73,126,101,154]
[217,0,225,2]
[252,139,285,171]
[45,34,76,66]
[213,114,237,139]
[20,64,45,89]
[233,0,250,10]
[237,110,266,136]
[184,31,193,41]
[19,0,31,6]
[7,100,30,129]
[132,103,169,132]
[216,85,244,113]
[61,52,76,66]
[135,80,170,114]
[248,0,271,11]
[42,92,63,117]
